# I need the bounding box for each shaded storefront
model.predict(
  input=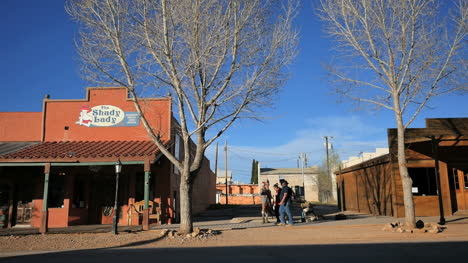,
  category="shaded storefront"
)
[337,118,468,218]
[0,87,215,232]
